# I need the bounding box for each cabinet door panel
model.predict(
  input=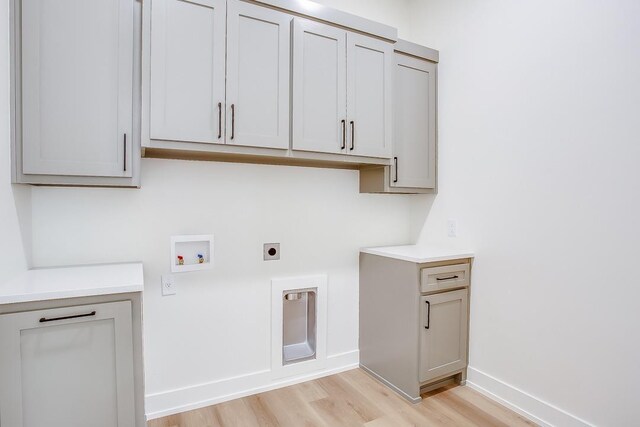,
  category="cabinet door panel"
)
[346,33,393,159]
[420,289,468,383]
[226,1,291,149]
[0,301,135,427]
[150,0,226,144]
[292,19,346,154]
[21,0,133,177]
[392,54,436,188]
